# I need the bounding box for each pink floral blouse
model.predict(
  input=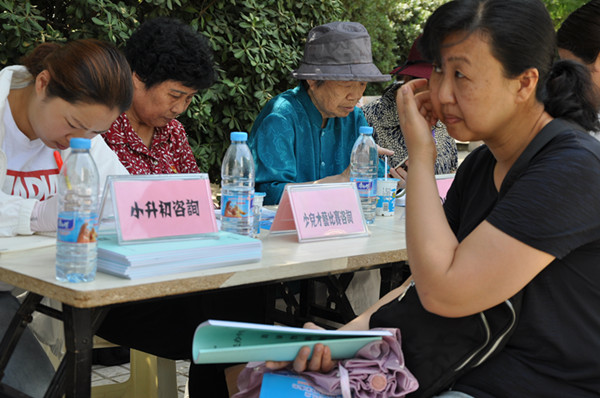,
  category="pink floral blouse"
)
[103,113,200,175]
